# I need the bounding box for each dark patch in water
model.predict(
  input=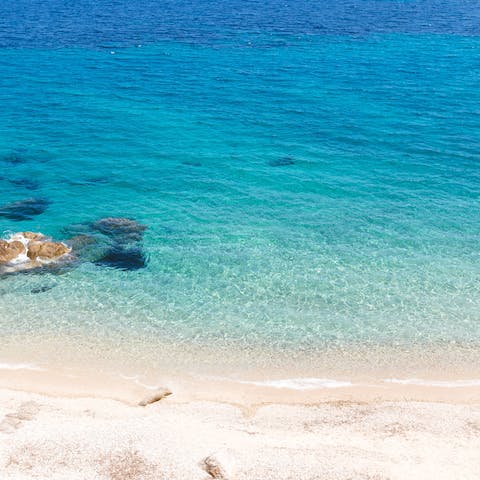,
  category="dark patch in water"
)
[31,285,55,294]
[2,151,27,165]
[63,218,149,272]
[182,160,202,167]
[269,156,295,167]
[1,150,50,165]
[92,217,147,244]
[66,234,107,263]
[0,198,50,221]
[68,176,110,186]
[9,178,40,190]
[95,246,147,271]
